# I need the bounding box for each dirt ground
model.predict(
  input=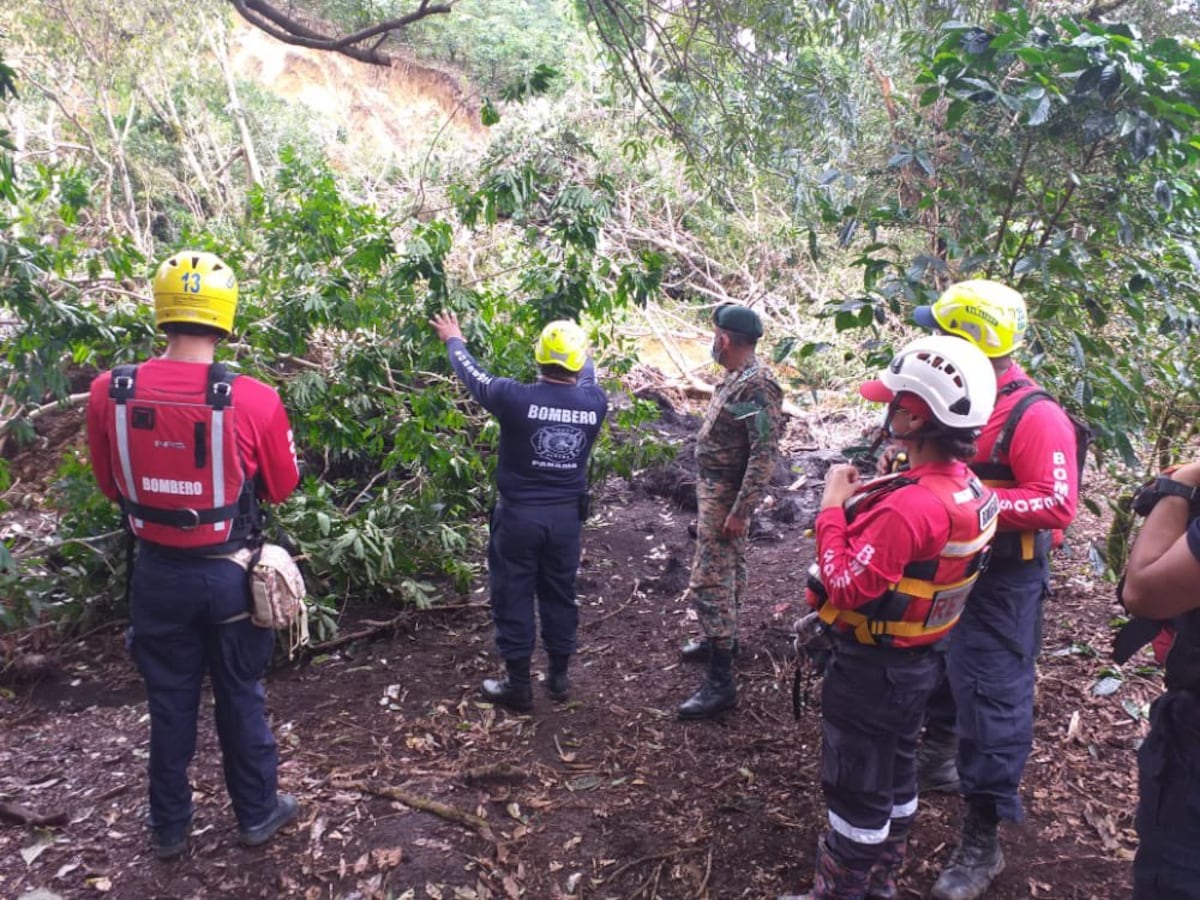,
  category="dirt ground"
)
[0,392,1157,899]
